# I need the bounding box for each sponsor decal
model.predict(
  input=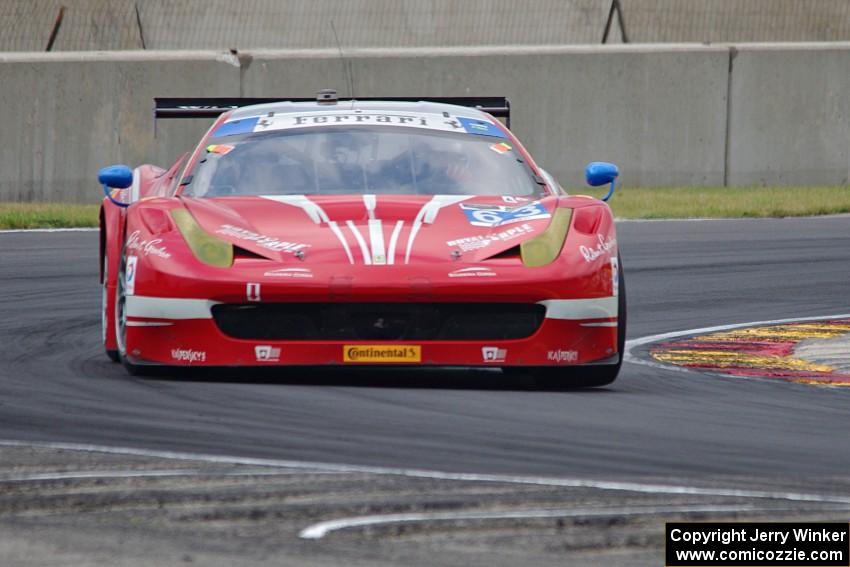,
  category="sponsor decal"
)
[489,142,513,154]
[447,223,534,252]
[460,202,550,228]
[249,111,499,136]
[611,256,619,296]
[171,348,206,363]
[579,234,617,263]
[255,345,281,362]
[448,267,497,278]
[126,230,171,259]
[125,255,138,296]
[482,346,507,363]
[264,267,313,279]
[343,345,421,363]
[217,224,310,254]
[457,117,508,138]
[246,282,261,302]
[206,144,234,155]
[547,349,579,363]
